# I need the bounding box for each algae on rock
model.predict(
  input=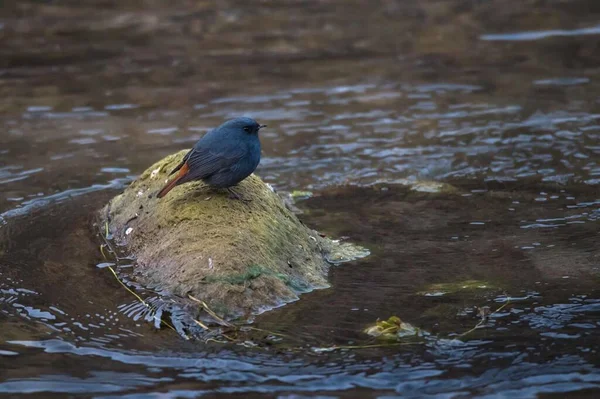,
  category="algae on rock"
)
[100,150,367,325]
